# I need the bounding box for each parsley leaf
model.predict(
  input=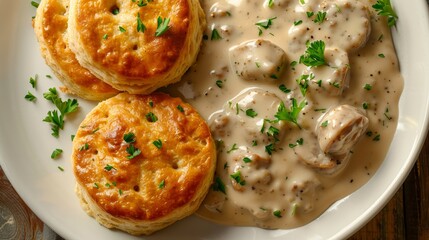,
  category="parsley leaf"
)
[212,176,226,194]
[145,112,158,122]
[296,73,314,97]
[177,105,185,112]
[279,84,291,93]
[265,143,276,155]
[273,210,282,218]
[299,40,327,67]
[159,179,165,189]
[227,143,238,153]
[153,139,162,149]
[123,132,136,143]
[43,88,59,103]
[230,171,246,186]
[255,17,277,29]
[29,74,38,88]
[372,0,398,27]
[104,164,116,171]
[313,11,327,24]
[275,99,306,129]
[43,110,63,138]
[246,109,258,118]
[126,144,141,159]
[31,1,39,8]
[155,16,170,37]
[137,13,146,33]
[51,148,63,159]
[25,91,37,102]
[211,28,222,40]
